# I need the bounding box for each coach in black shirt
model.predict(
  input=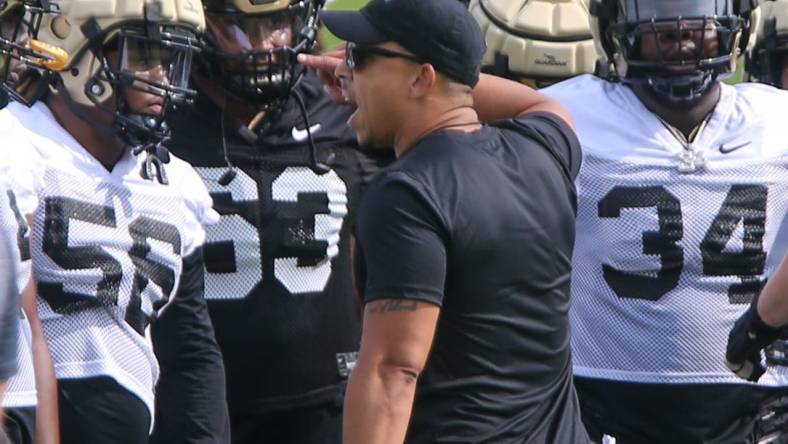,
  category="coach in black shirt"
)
[302,0,588,442]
